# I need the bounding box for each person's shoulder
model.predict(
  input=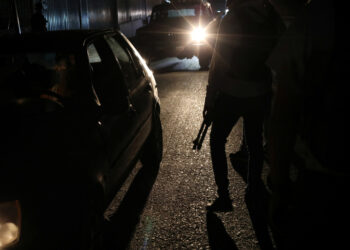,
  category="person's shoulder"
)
[220,10,239,29]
